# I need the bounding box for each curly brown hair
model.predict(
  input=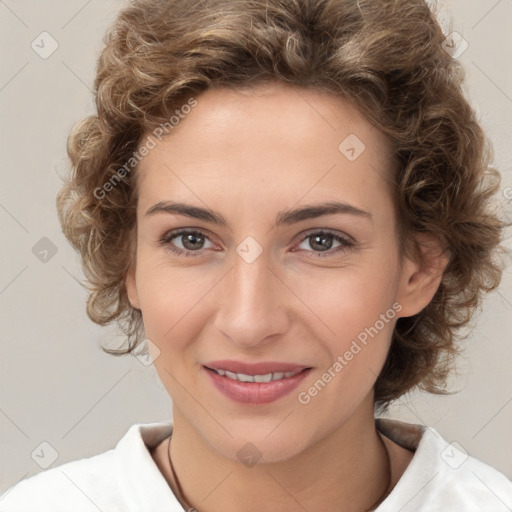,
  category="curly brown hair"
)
[56,0,508,410]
